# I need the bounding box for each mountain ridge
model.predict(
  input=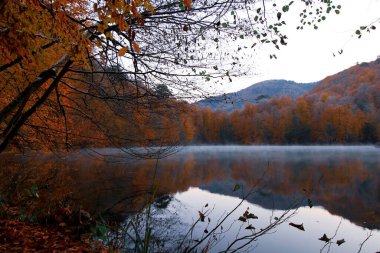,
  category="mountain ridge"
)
[196,79,319,112]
